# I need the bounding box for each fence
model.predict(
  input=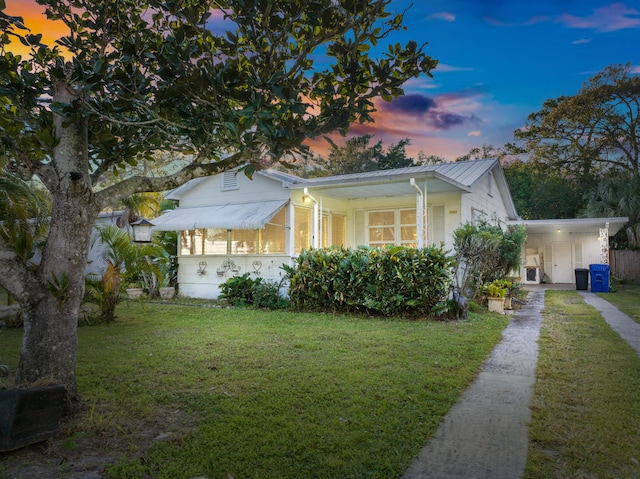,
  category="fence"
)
[610,250,640,284]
